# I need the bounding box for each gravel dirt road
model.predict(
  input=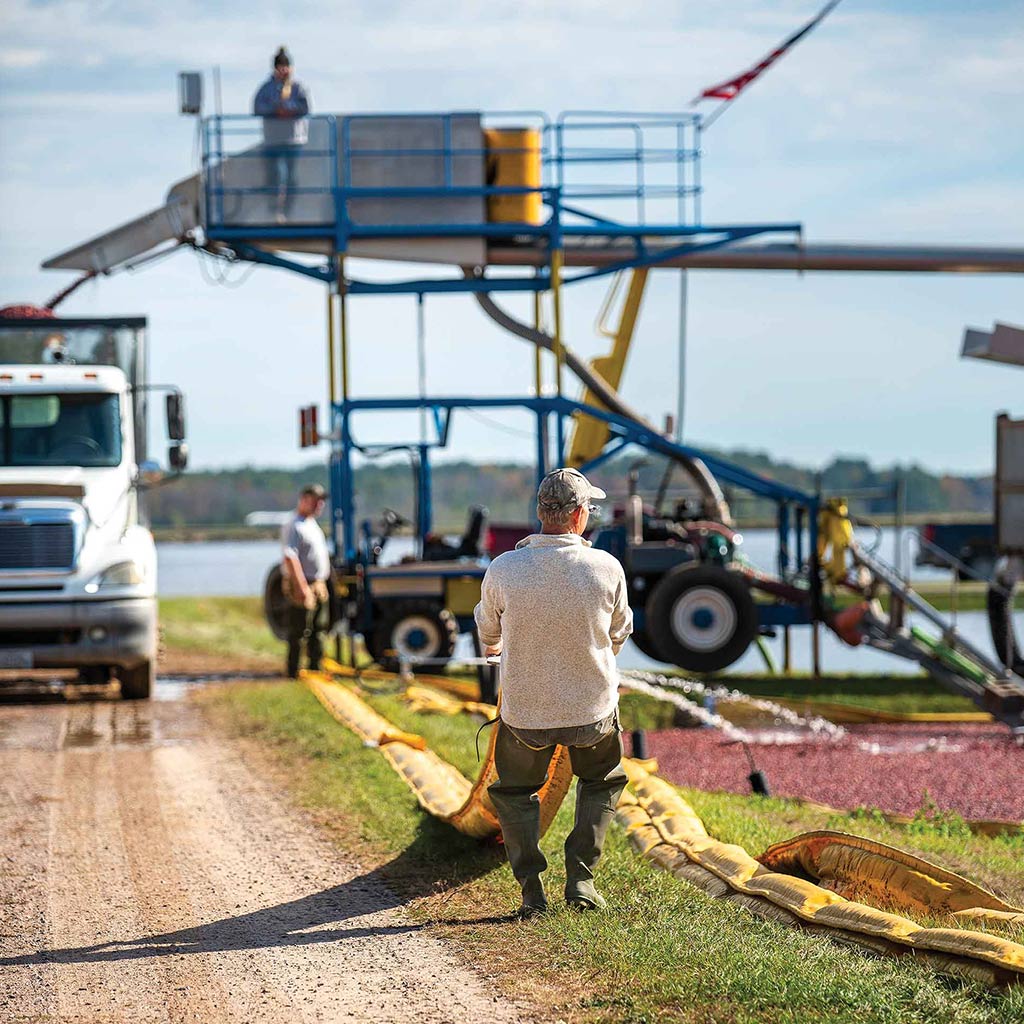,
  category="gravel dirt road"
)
[0,686,534,1024]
